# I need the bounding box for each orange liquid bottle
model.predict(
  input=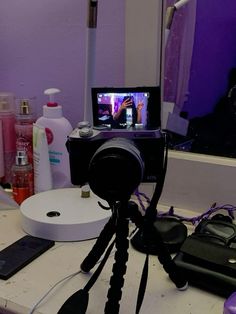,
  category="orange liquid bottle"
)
[12,151,33,205]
